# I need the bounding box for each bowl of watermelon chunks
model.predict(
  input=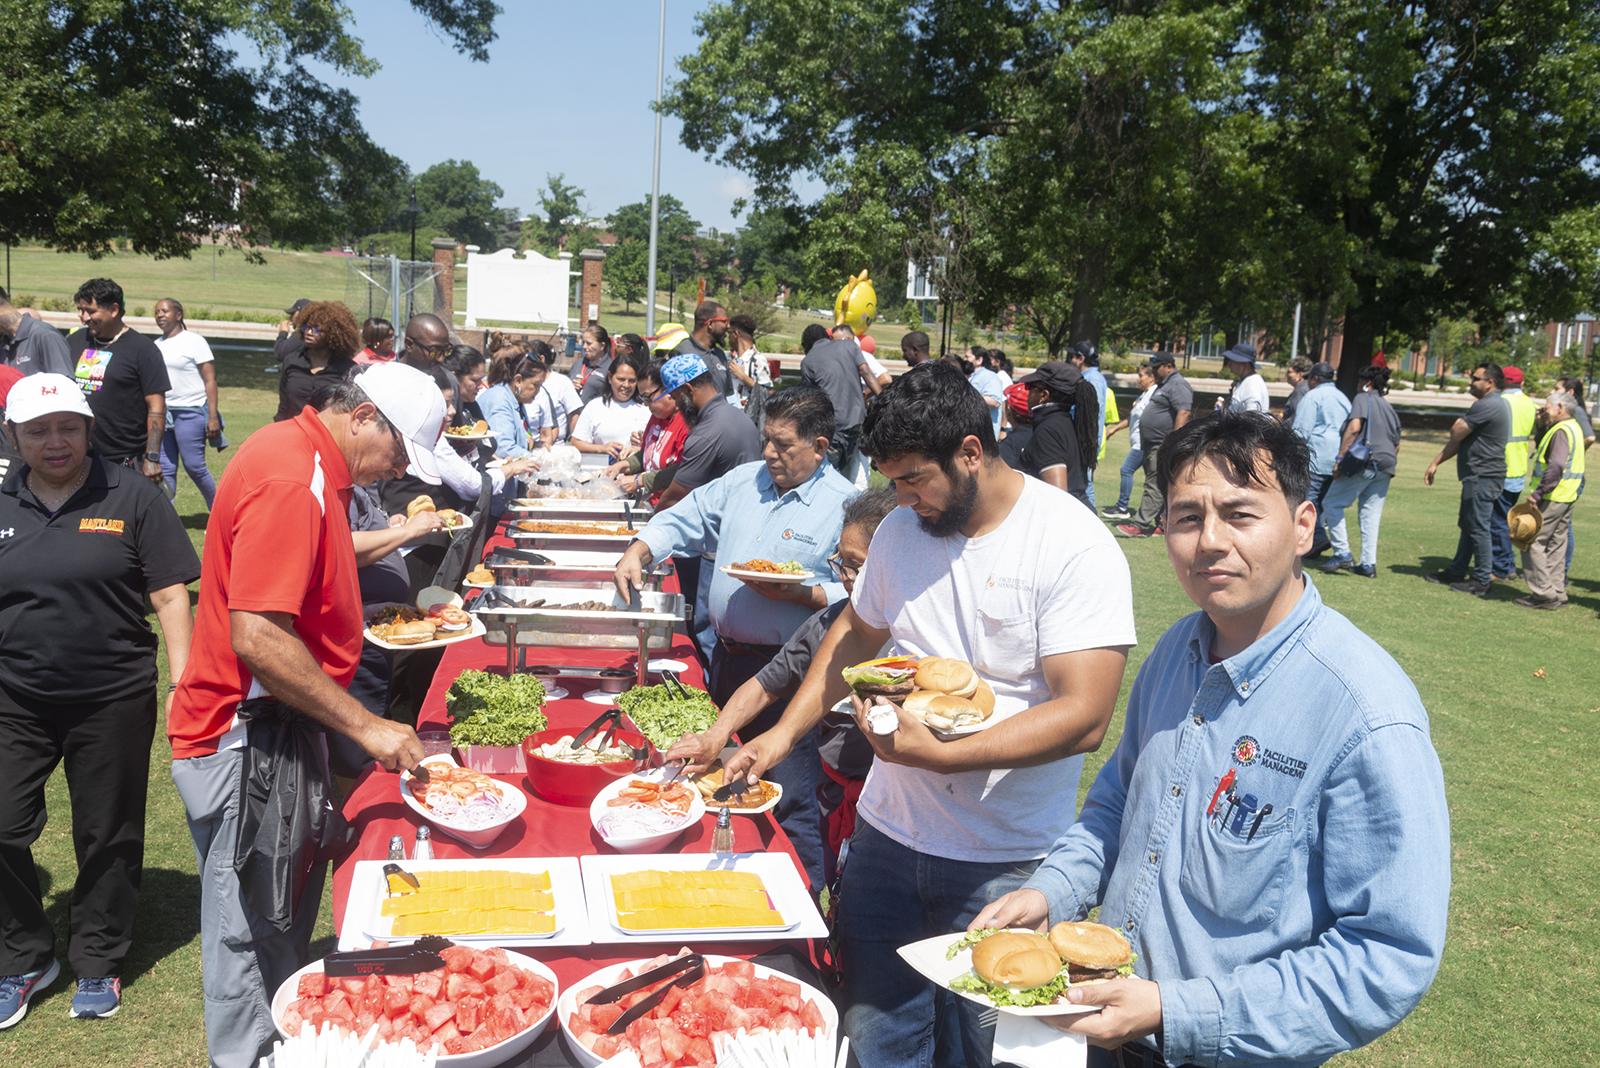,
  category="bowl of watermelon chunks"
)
[272,943,559,1066]
[560,952,837,1067]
